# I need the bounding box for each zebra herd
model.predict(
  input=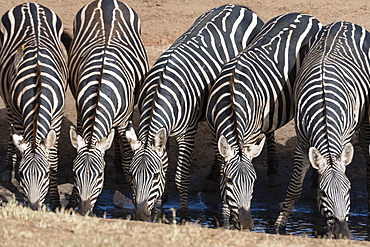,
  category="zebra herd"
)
[0,0,369,240]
